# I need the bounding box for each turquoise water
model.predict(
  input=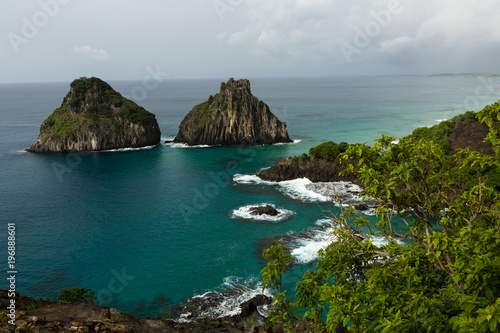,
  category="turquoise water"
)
[1,76,499,318]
